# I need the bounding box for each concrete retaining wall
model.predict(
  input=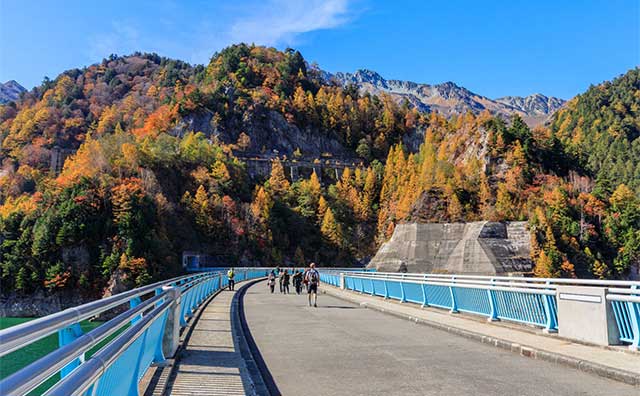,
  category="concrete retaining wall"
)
[368,221,533,275]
